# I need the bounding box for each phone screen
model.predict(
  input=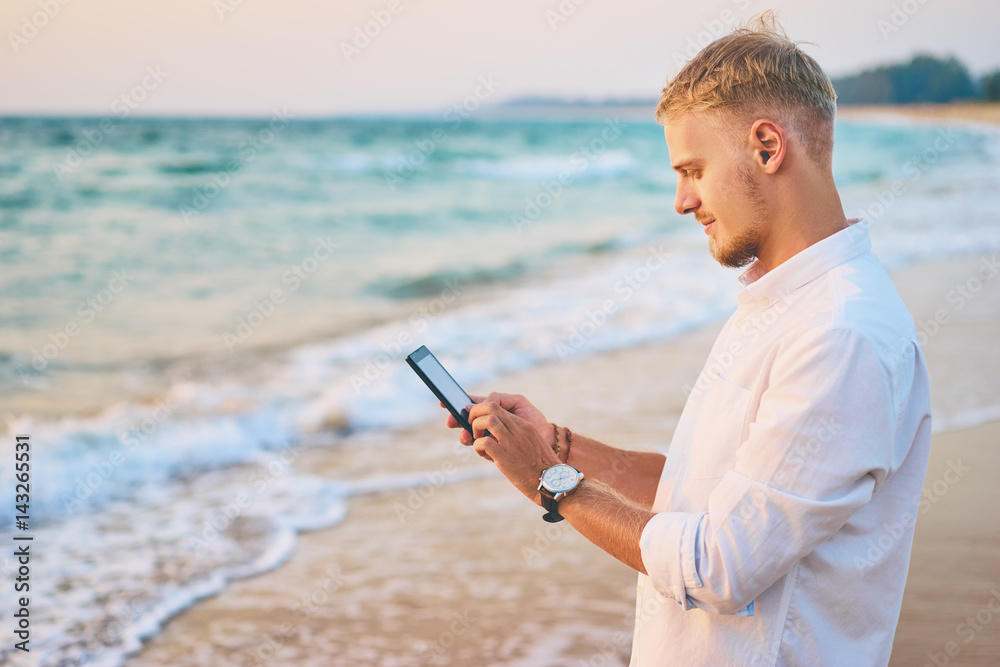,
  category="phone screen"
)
[406,346,475,431]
